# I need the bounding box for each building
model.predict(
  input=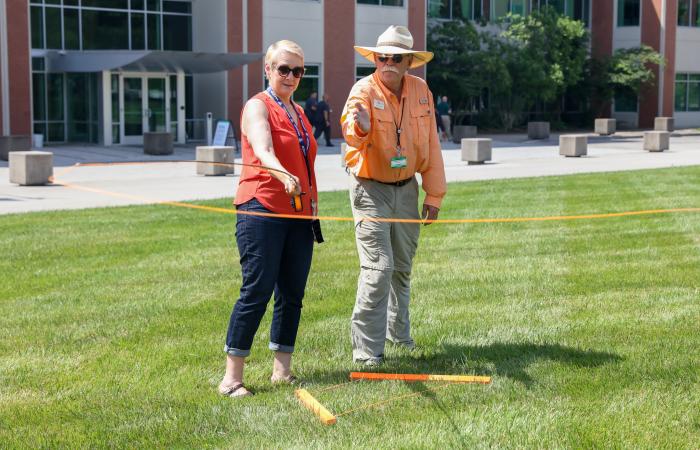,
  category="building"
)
[0,1,698,147]
[428,0,700,129]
